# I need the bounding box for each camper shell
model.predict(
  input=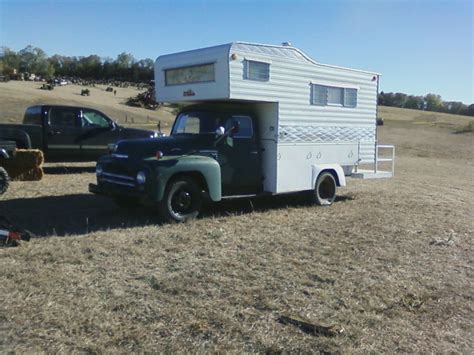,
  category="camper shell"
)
[155,42,394,192]
[89,42,394,222]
